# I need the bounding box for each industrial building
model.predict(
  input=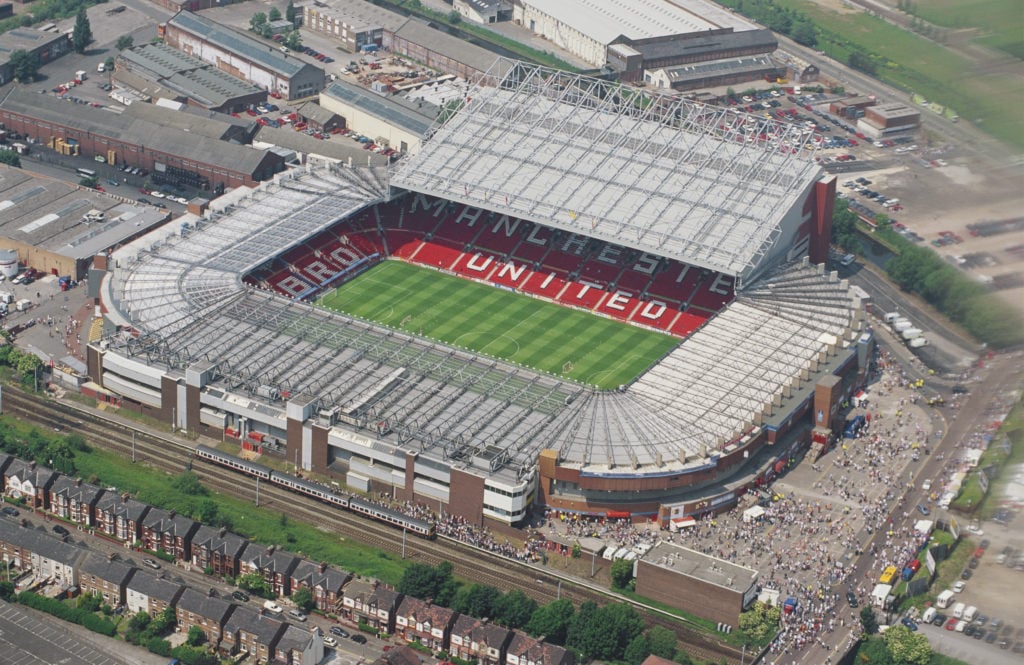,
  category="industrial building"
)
[635,542,759,627]
[0,28,72,85]
[383,19,505,83]
[0,168,169,280]
[452,0,513,25]
[114,42,267,113]
[512,0,776,81]
[644,55,785,92]
[318,80,438,155]
[301,0,405,53]
[163,11,326,100]
[0,87,284,191]
[858,103,921,138]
